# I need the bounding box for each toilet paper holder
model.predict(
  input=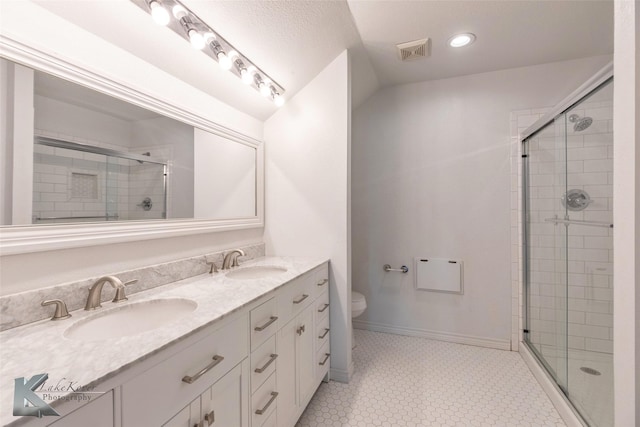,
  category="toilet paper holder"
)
[383,264,409,273]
